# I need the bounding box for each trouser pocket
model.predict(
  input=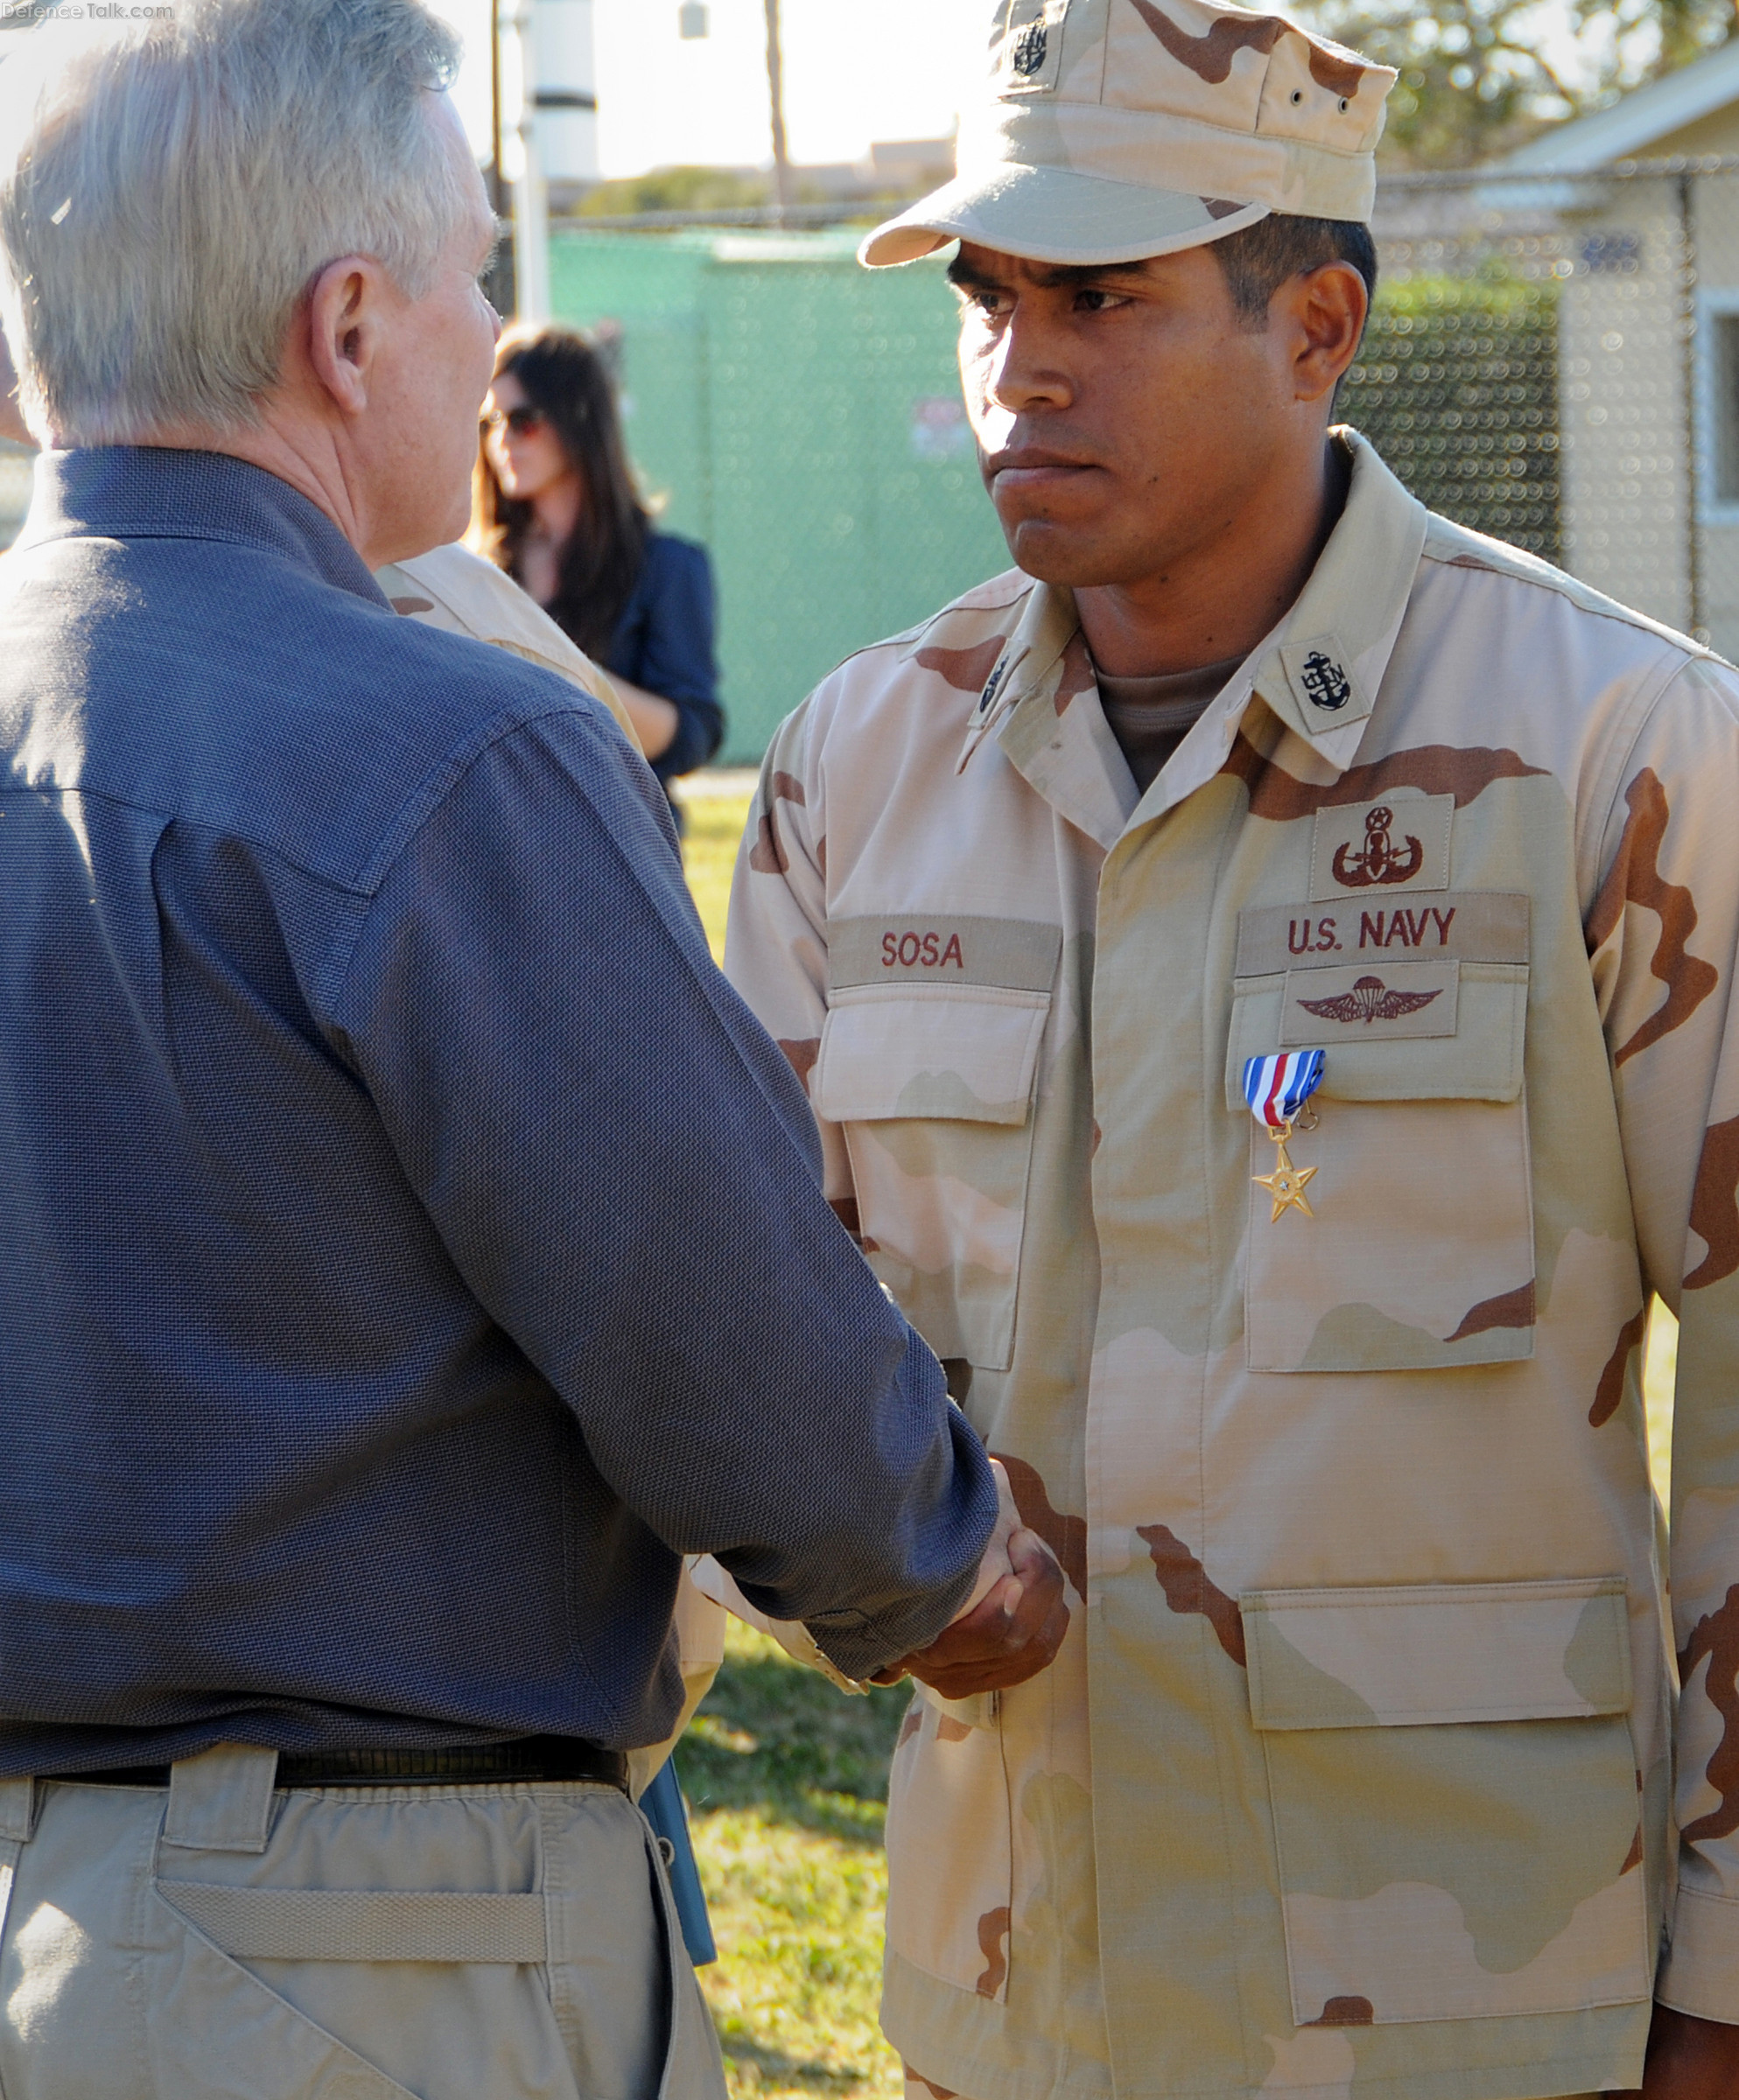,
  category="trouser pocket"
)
[146,1753,690,2100]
